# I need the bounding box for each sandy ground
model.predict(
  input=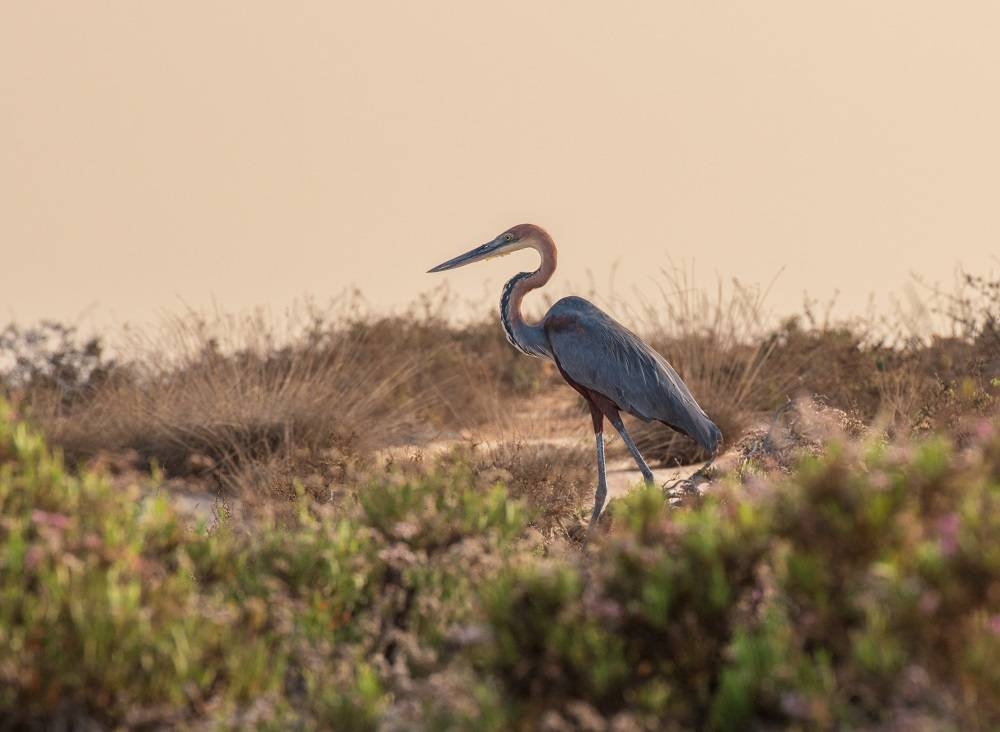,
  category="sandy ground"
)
[605,456,700,498]
[376,437,700,500]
